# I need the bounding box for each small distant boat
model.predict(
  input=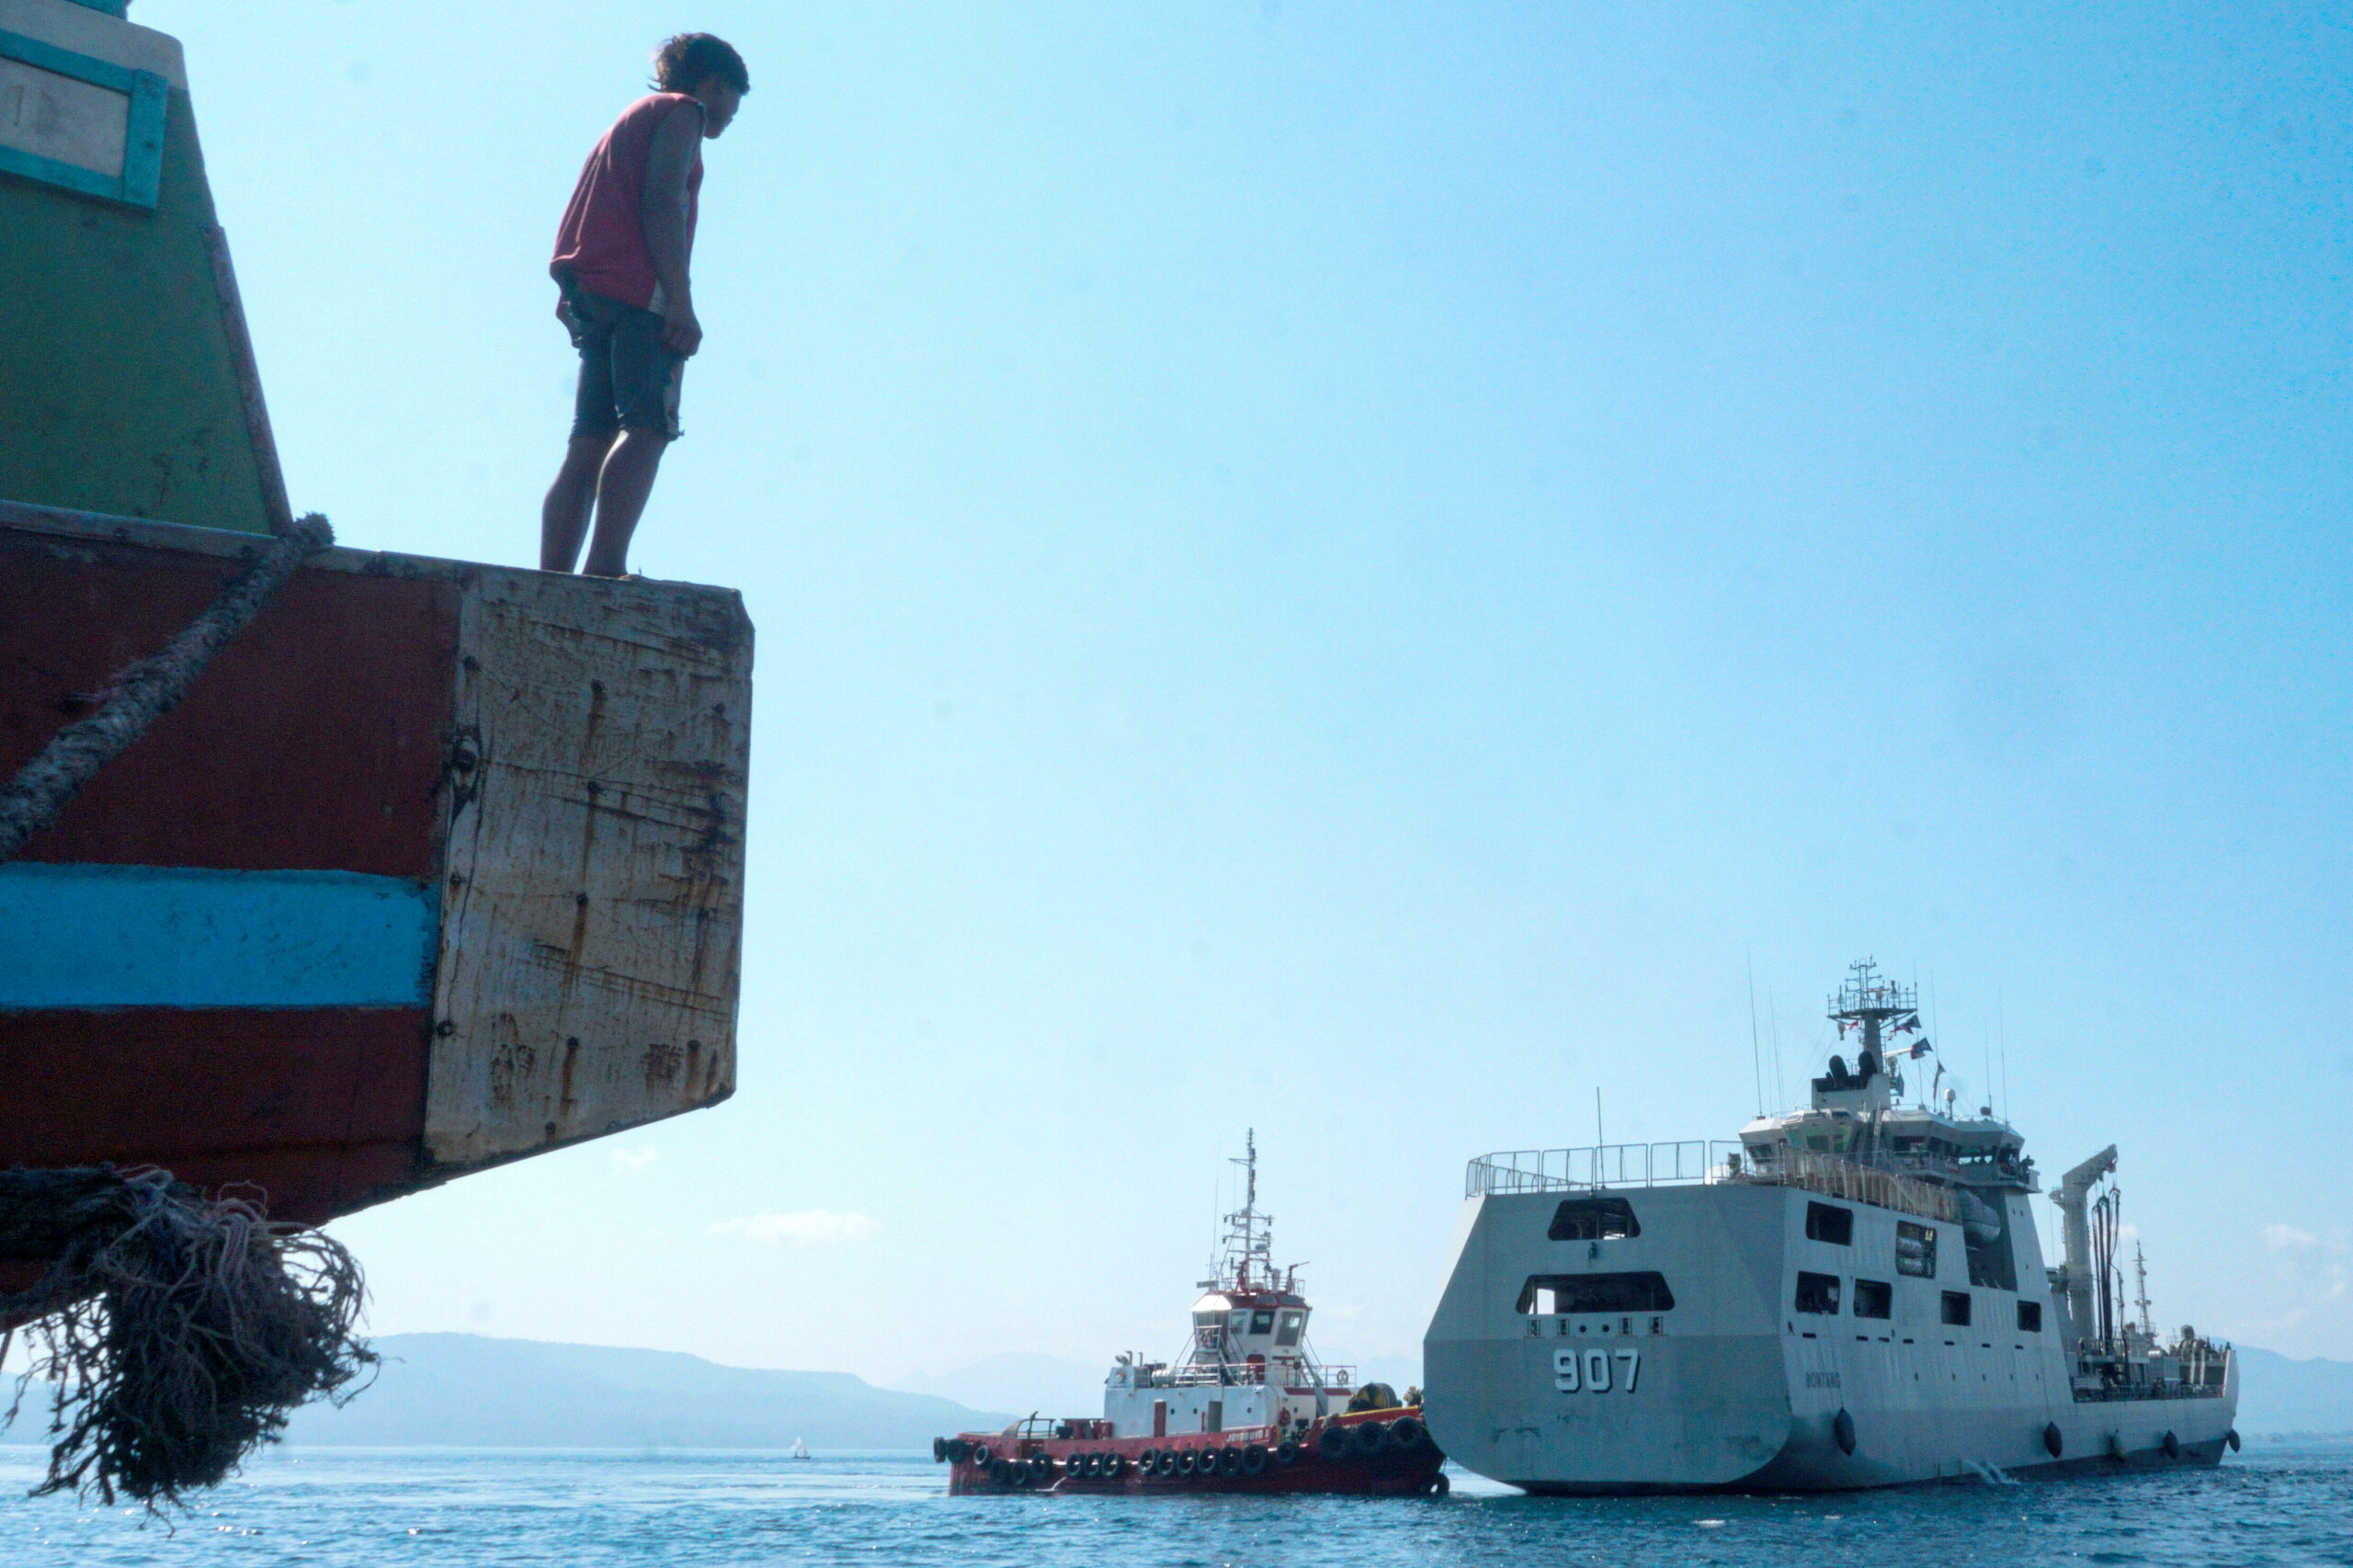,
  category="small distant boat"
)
[788,1438,813,1460]
[932,1132,1447,1496]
